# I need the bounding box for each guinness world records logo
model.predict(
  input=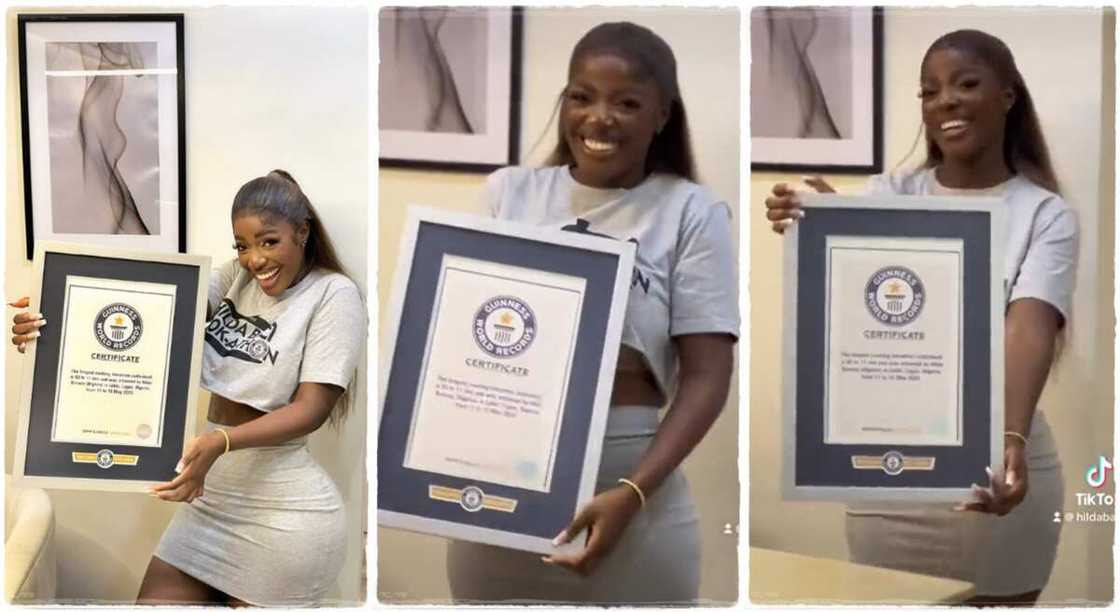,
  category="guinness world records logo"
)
[473,296,536,358]
[459,486,485,512]
[94,303,143,351]
[881,451,905,476]
[865,266,925,326]
[95,449,115,469]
